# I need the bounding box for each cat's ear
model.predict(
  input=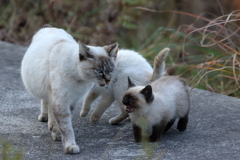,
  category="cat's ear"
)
[140,85,154,103]
[104,42,118,58]
[128,77,136,88]
[78,41,94,61]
